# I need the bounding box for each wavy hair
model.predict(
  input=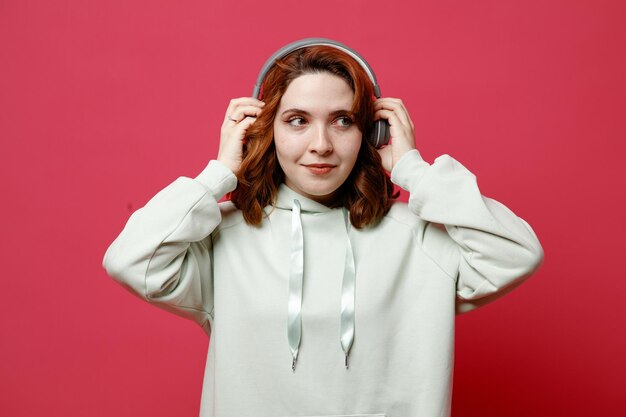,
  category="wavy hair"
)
[230,45,397,228]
